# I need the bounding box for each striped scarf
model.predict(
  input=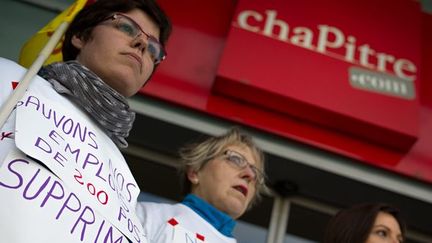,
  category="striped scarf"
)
[39,61,135,148]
